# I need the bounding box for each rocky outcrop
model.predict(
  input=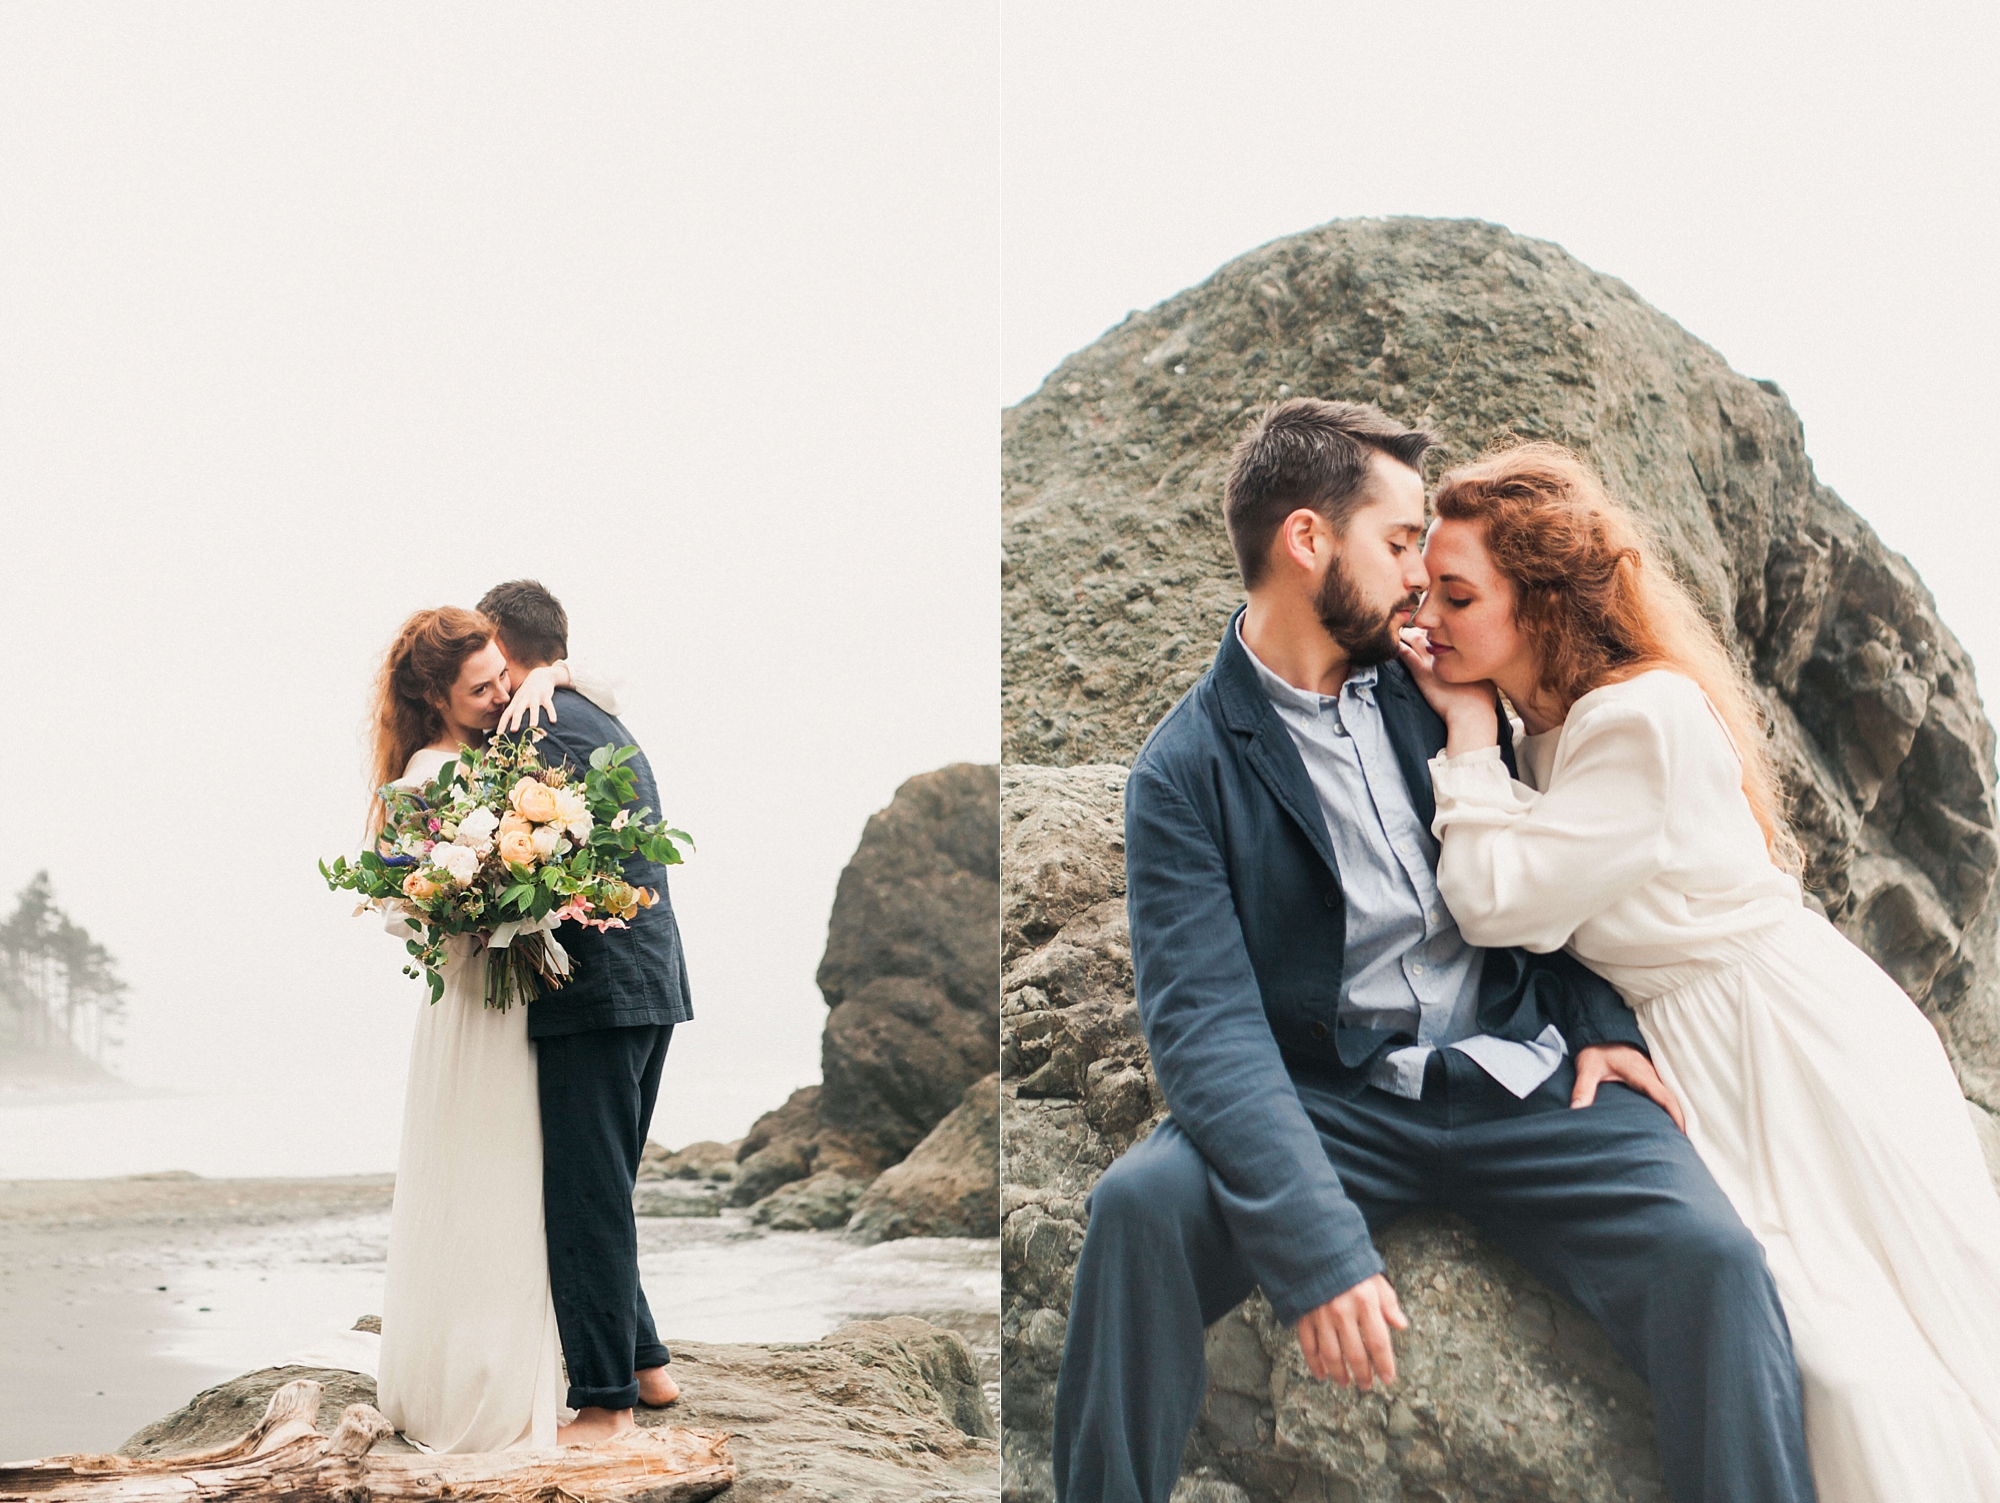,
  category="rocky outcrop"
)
[850,1073,1001,1241]
[119,1320,998,1502]
[119,1367,417,1460]
[728,764,1001,1224]
[999,218,2000,1500]
[752,1170,868,1231]
[815,764,1002,1162]
[1002,216,2000,1037]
